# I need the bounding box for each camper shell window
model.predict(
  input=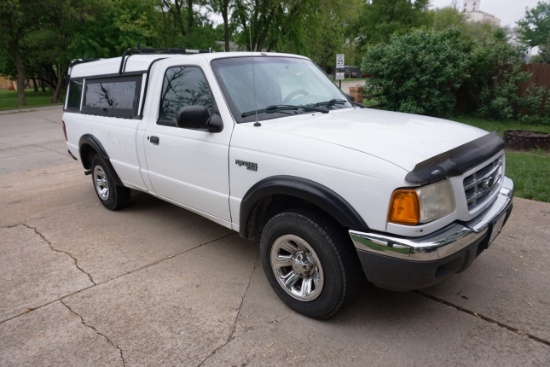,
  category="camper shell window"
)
[82,74,142,118]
